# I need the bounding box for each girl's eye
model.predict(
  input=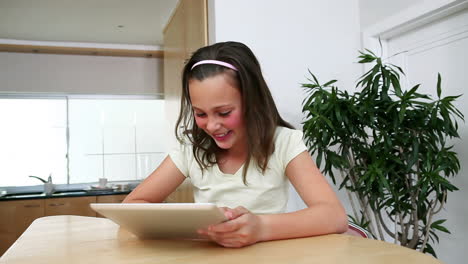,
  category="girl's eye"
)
[195,112,206,117]
[219,111,232,117]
